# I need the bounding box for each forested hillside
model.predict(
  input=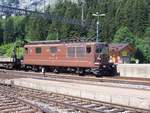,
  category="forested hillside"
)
[0,0,150,62]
